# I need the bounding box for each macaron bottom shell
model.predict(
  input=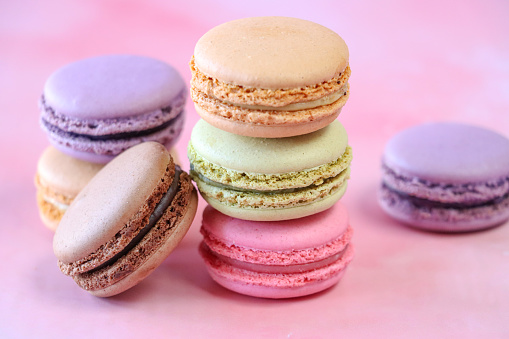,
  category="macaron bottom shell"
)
[47,116,184,164]
[87,190,198,297]
[194,100,344,139]
[201,182,347,221]
[200,242,354,299]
